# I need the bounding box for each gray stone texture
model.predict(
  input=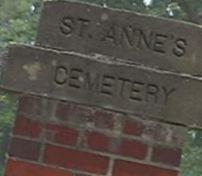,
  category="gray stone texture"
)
[1,44,202,127]
[36,1,202,76]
